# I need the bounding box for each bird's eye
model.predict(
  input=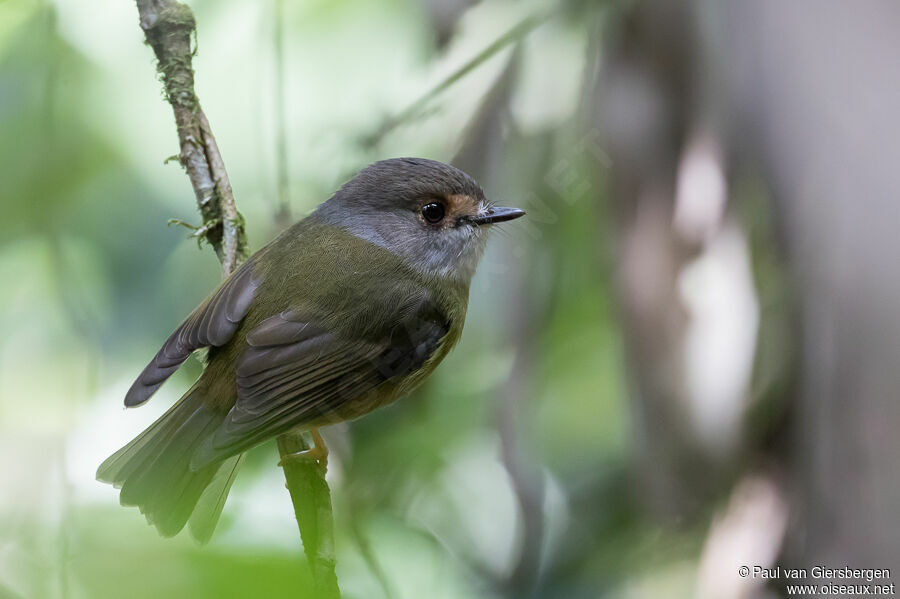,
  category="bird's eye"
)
[421,202,446,225]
